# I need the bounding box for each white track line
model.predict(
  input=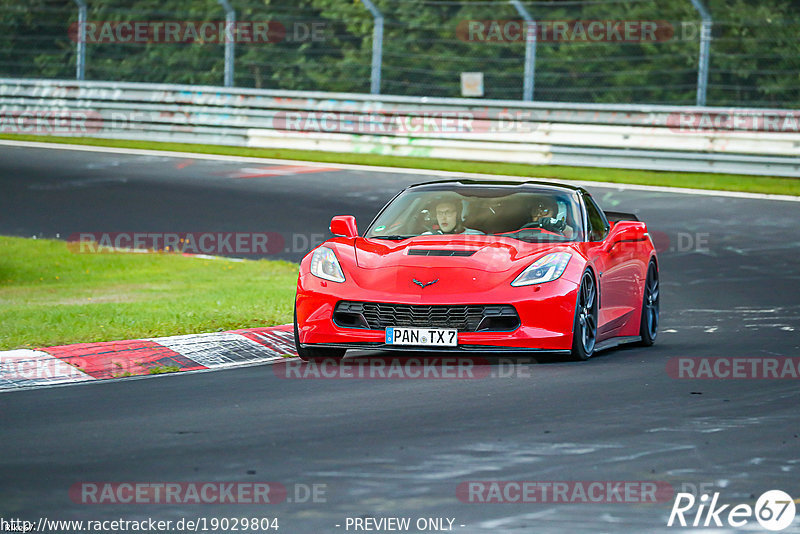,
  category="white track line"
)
[1,139,798,202]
